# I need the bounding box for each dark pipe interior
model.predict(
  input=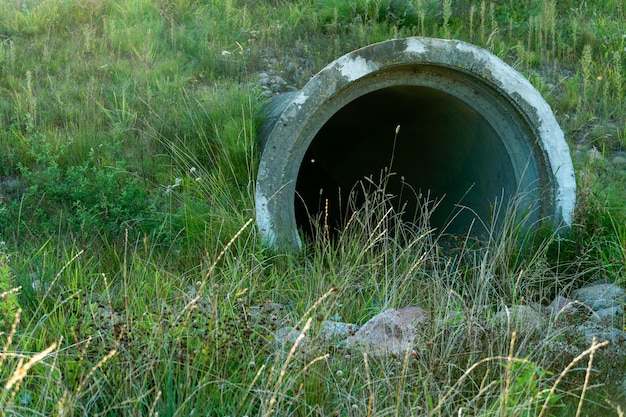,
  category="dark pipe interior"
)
[295,85,517,238]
